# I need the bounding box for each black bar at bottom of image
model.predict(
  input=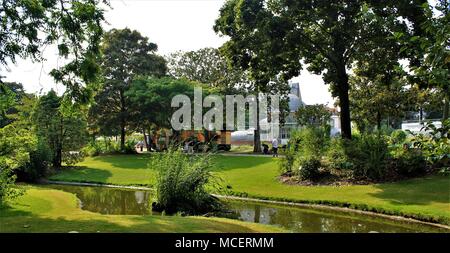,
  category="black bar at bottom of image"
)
[0,233,448,251]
